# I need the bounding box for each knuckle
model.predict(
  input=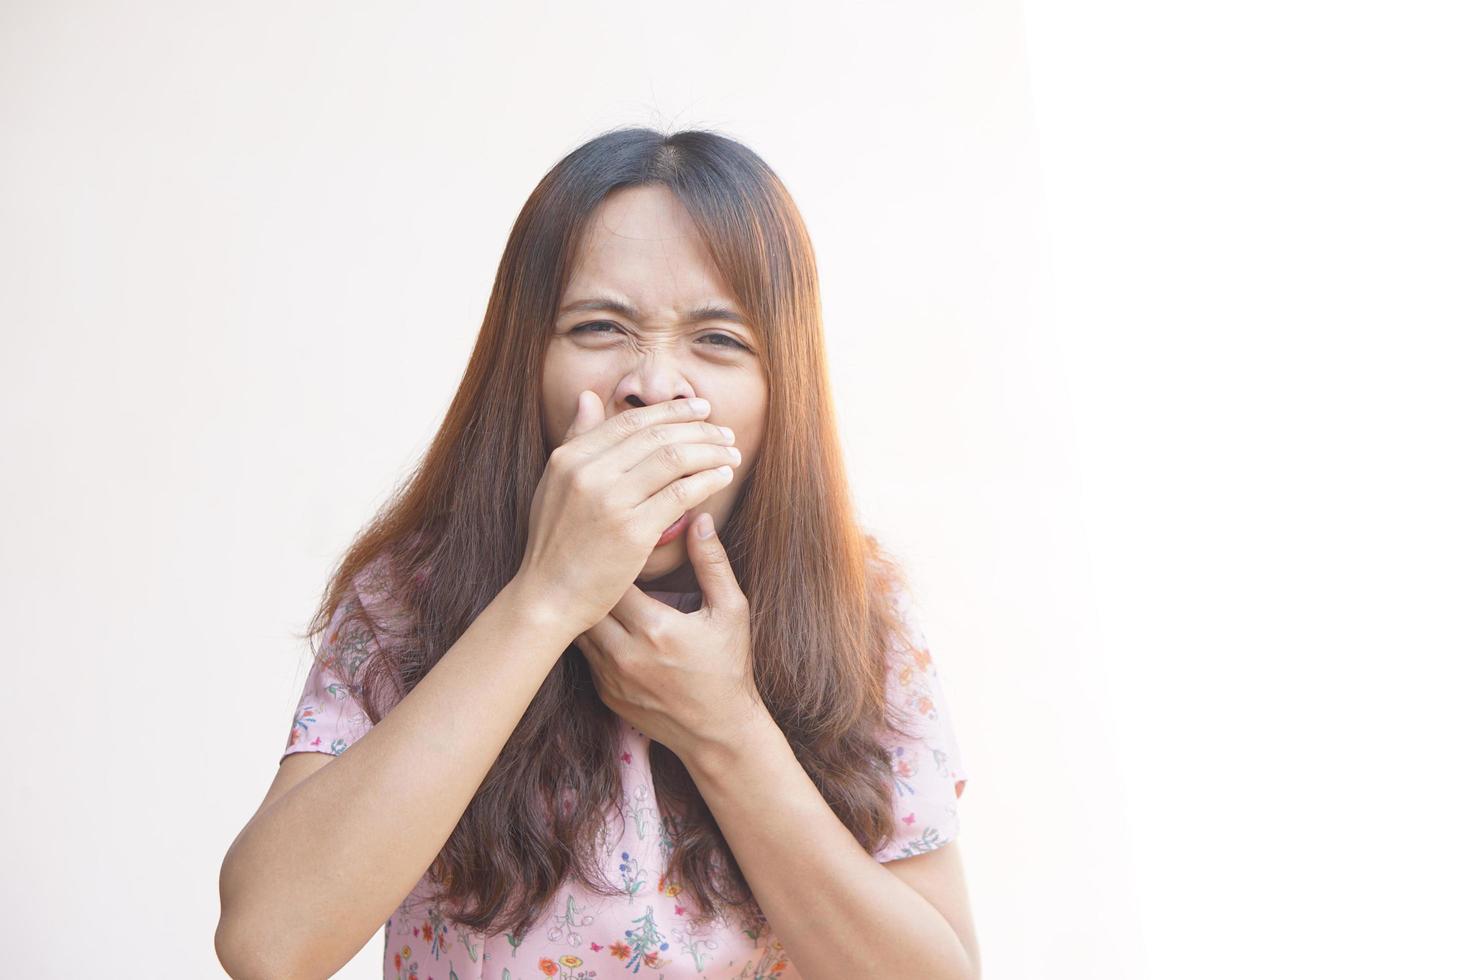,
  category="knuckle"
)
[612,509,639,540]
[567,464,596,494]
[665,479,690,505]
[656,444,685,470]
[614,411,643,439]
